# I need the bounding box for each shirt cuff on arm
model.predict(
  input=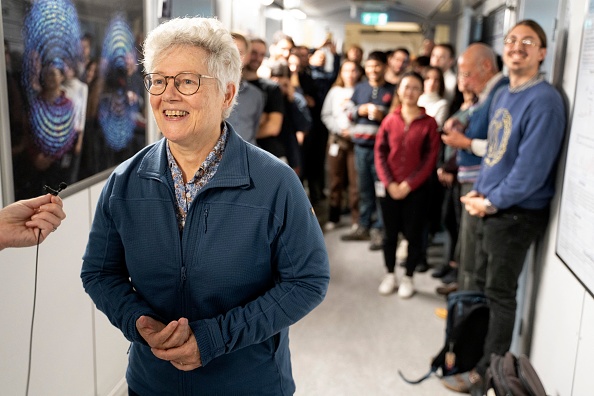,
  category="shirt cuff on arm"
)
[470,139,488,157]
